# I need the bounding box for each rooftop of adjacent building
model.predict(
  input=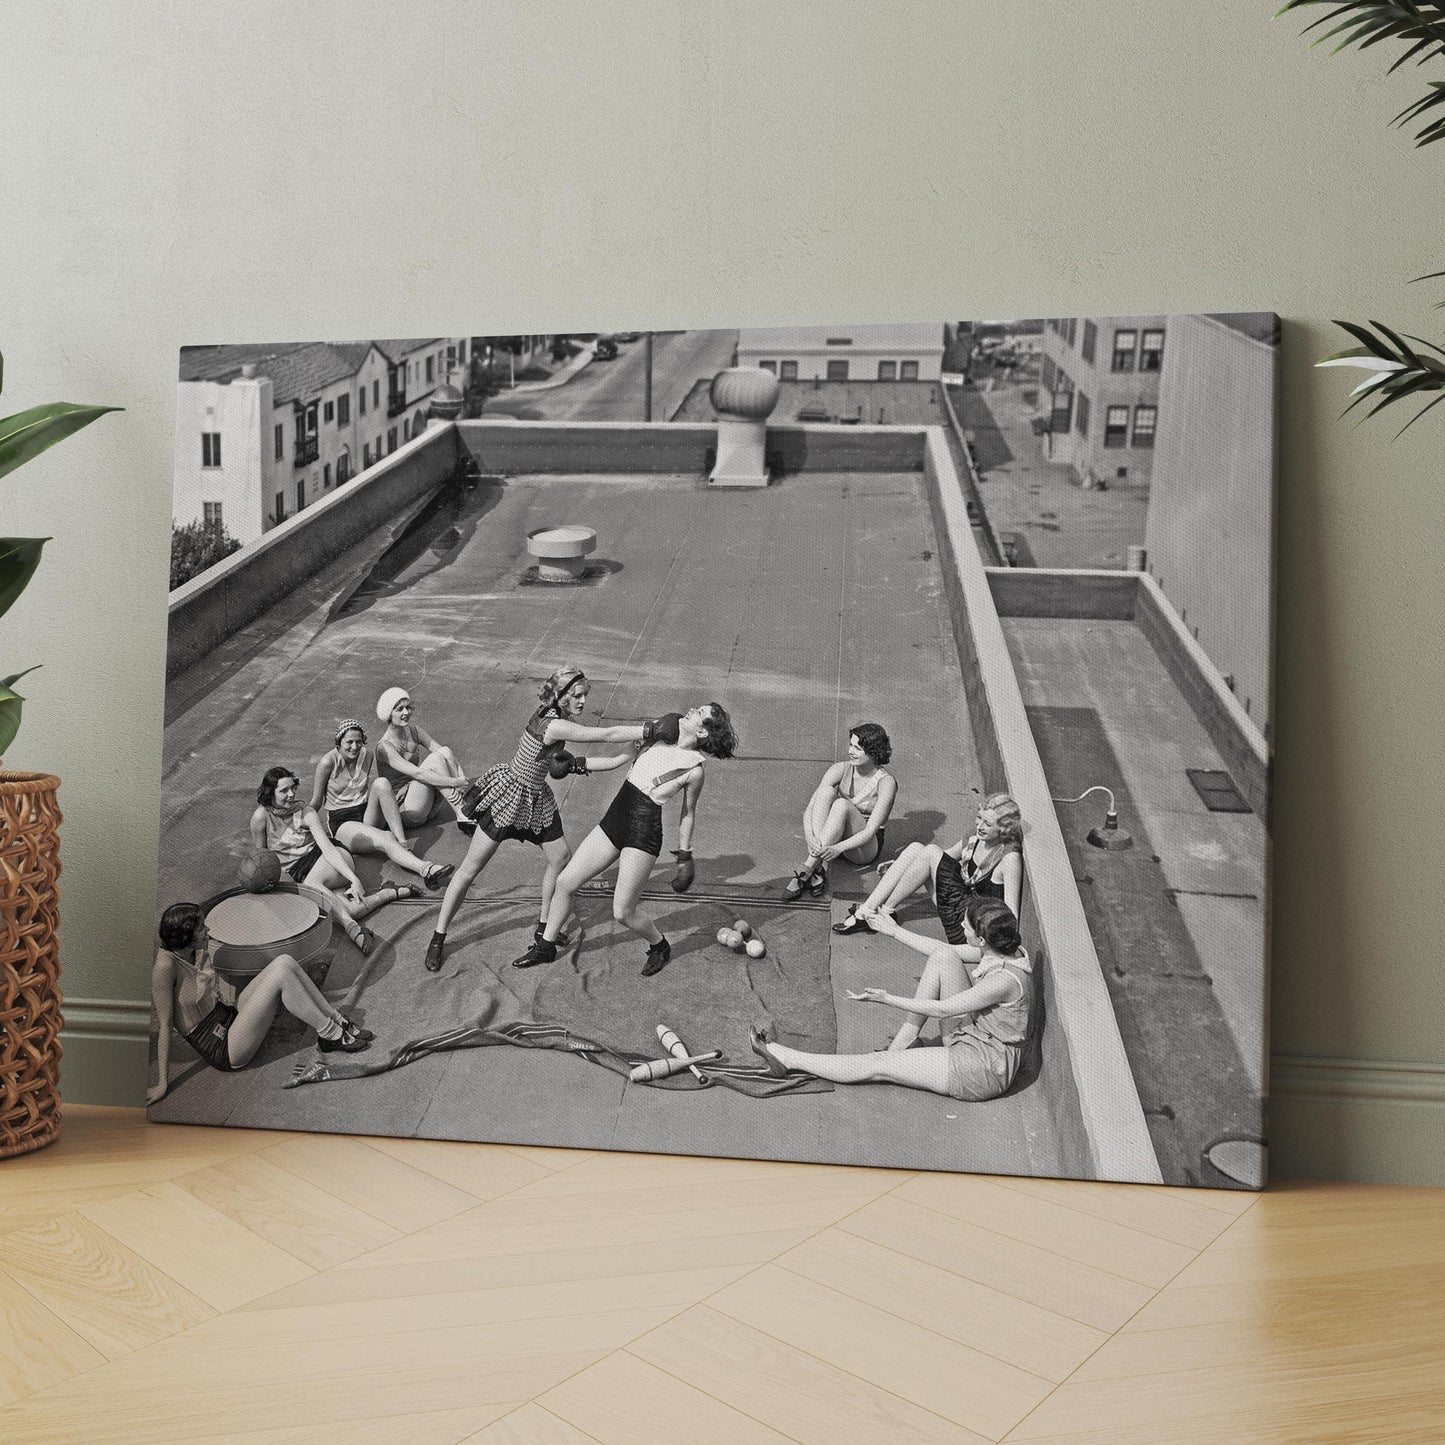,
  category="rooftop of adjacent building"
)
[179,338,450,405]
